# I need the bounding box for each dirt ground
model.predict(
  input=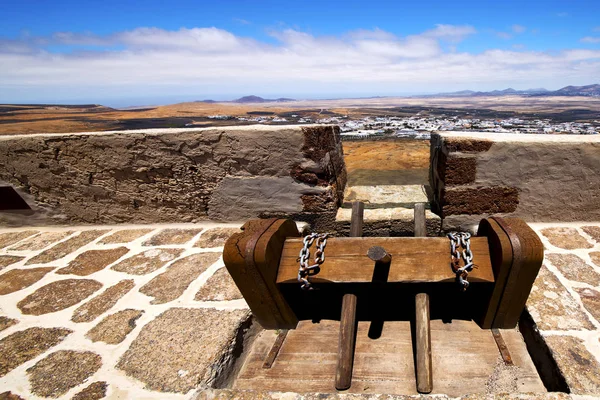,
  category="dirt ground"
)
[342,139,431,186]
